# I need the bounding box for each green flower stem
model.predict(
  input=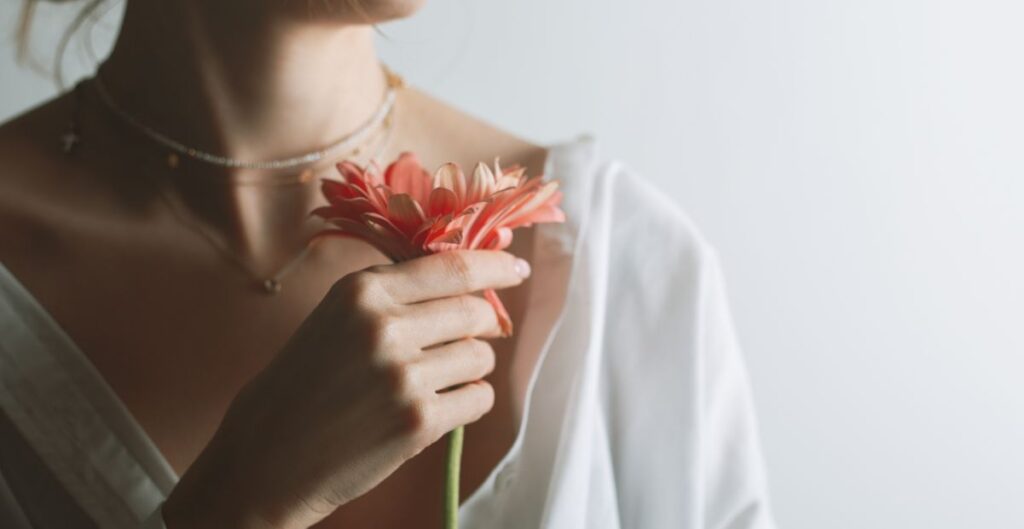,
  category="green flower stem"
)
[444,425,464,529]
